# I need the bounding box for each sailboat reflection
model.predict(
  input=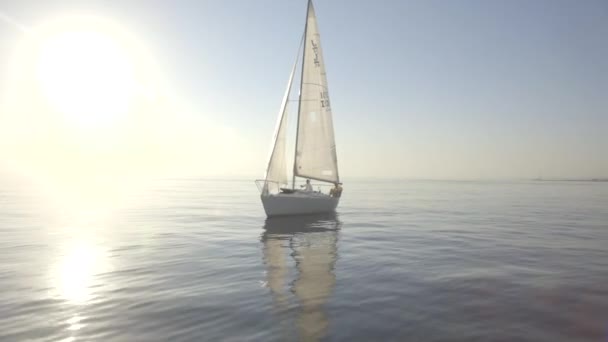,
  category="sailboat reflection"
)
[262,213,341,341]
